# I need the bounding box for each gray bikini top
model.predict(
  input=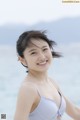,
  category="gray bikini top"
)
[29,86,66,120]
